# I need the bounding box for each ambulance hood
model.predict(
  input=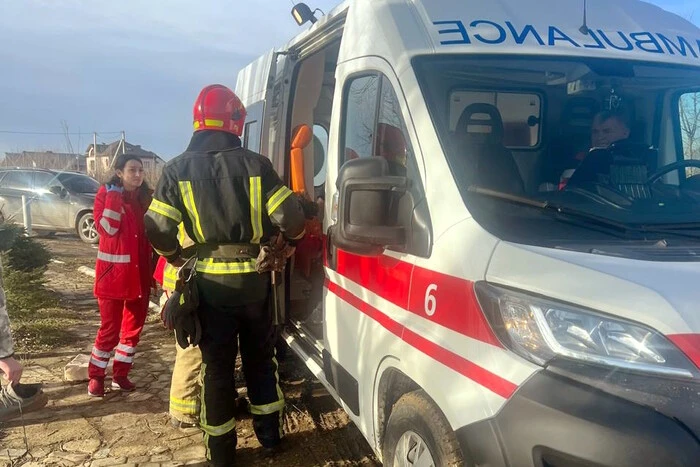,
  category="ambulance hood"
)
[486,241,700,337]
